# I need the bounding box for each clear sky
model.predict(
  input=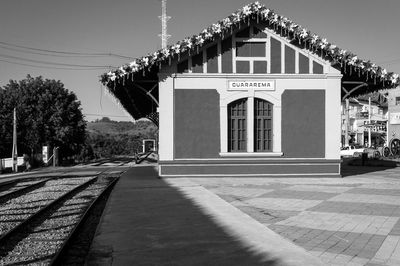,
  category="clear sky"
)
[1,0,399,121]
